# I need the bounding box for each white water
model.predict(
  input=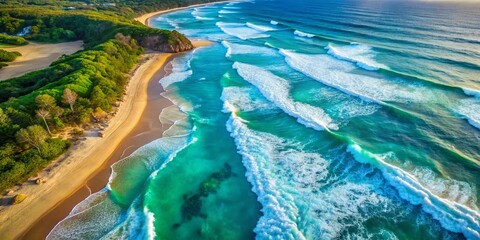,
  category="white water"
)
[325,43,387,71]
[222,40,277,58]
[216,22,270,40]
[294,30,315,38]
[233,62,338,130]
[280,49,436,104]
[456,98,480,130]
[221,86,278,113]
[159,52,193,89]
[225,112,413,239]
[246,22,276,32]
[348,144,480,239]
